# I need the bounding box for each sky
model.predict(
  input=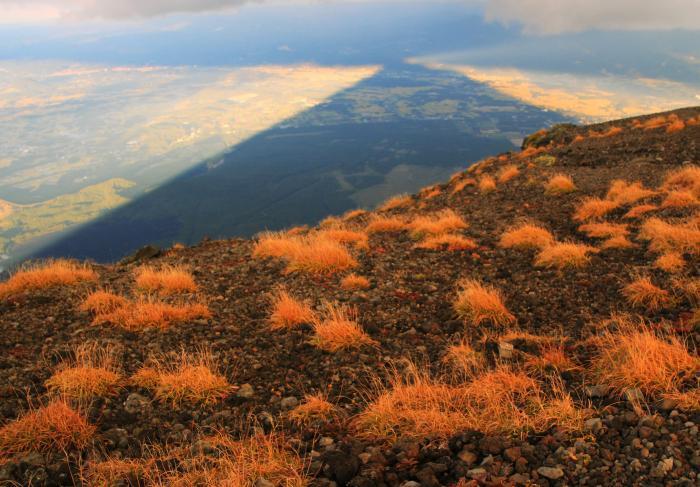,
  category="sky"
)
[2,0,700,35]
